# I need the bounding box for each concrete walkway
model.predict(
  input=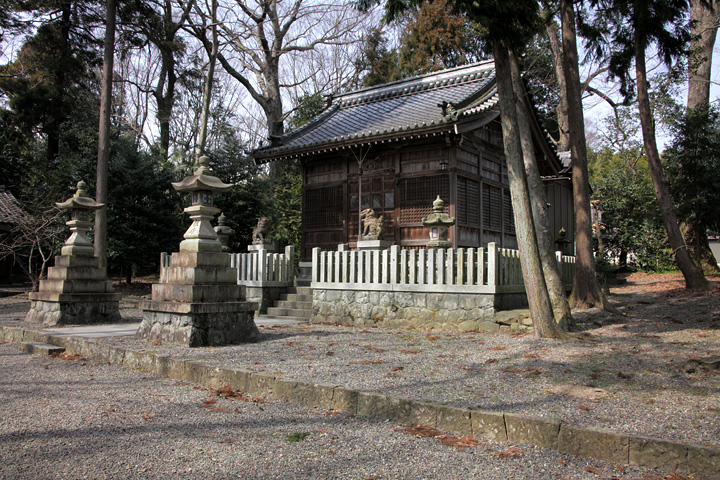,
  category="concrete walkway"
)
[44,317,303,338]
